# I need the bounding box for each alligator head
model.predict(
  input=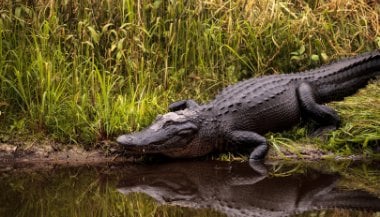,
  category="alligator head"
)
[117,109,214,158]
